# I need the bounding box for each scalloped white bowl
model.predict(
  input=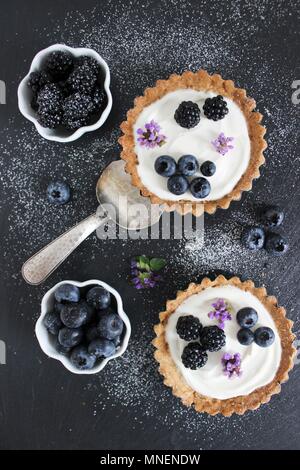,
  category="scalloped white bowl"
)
[17,44,112,143]
[36,280,131,374]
